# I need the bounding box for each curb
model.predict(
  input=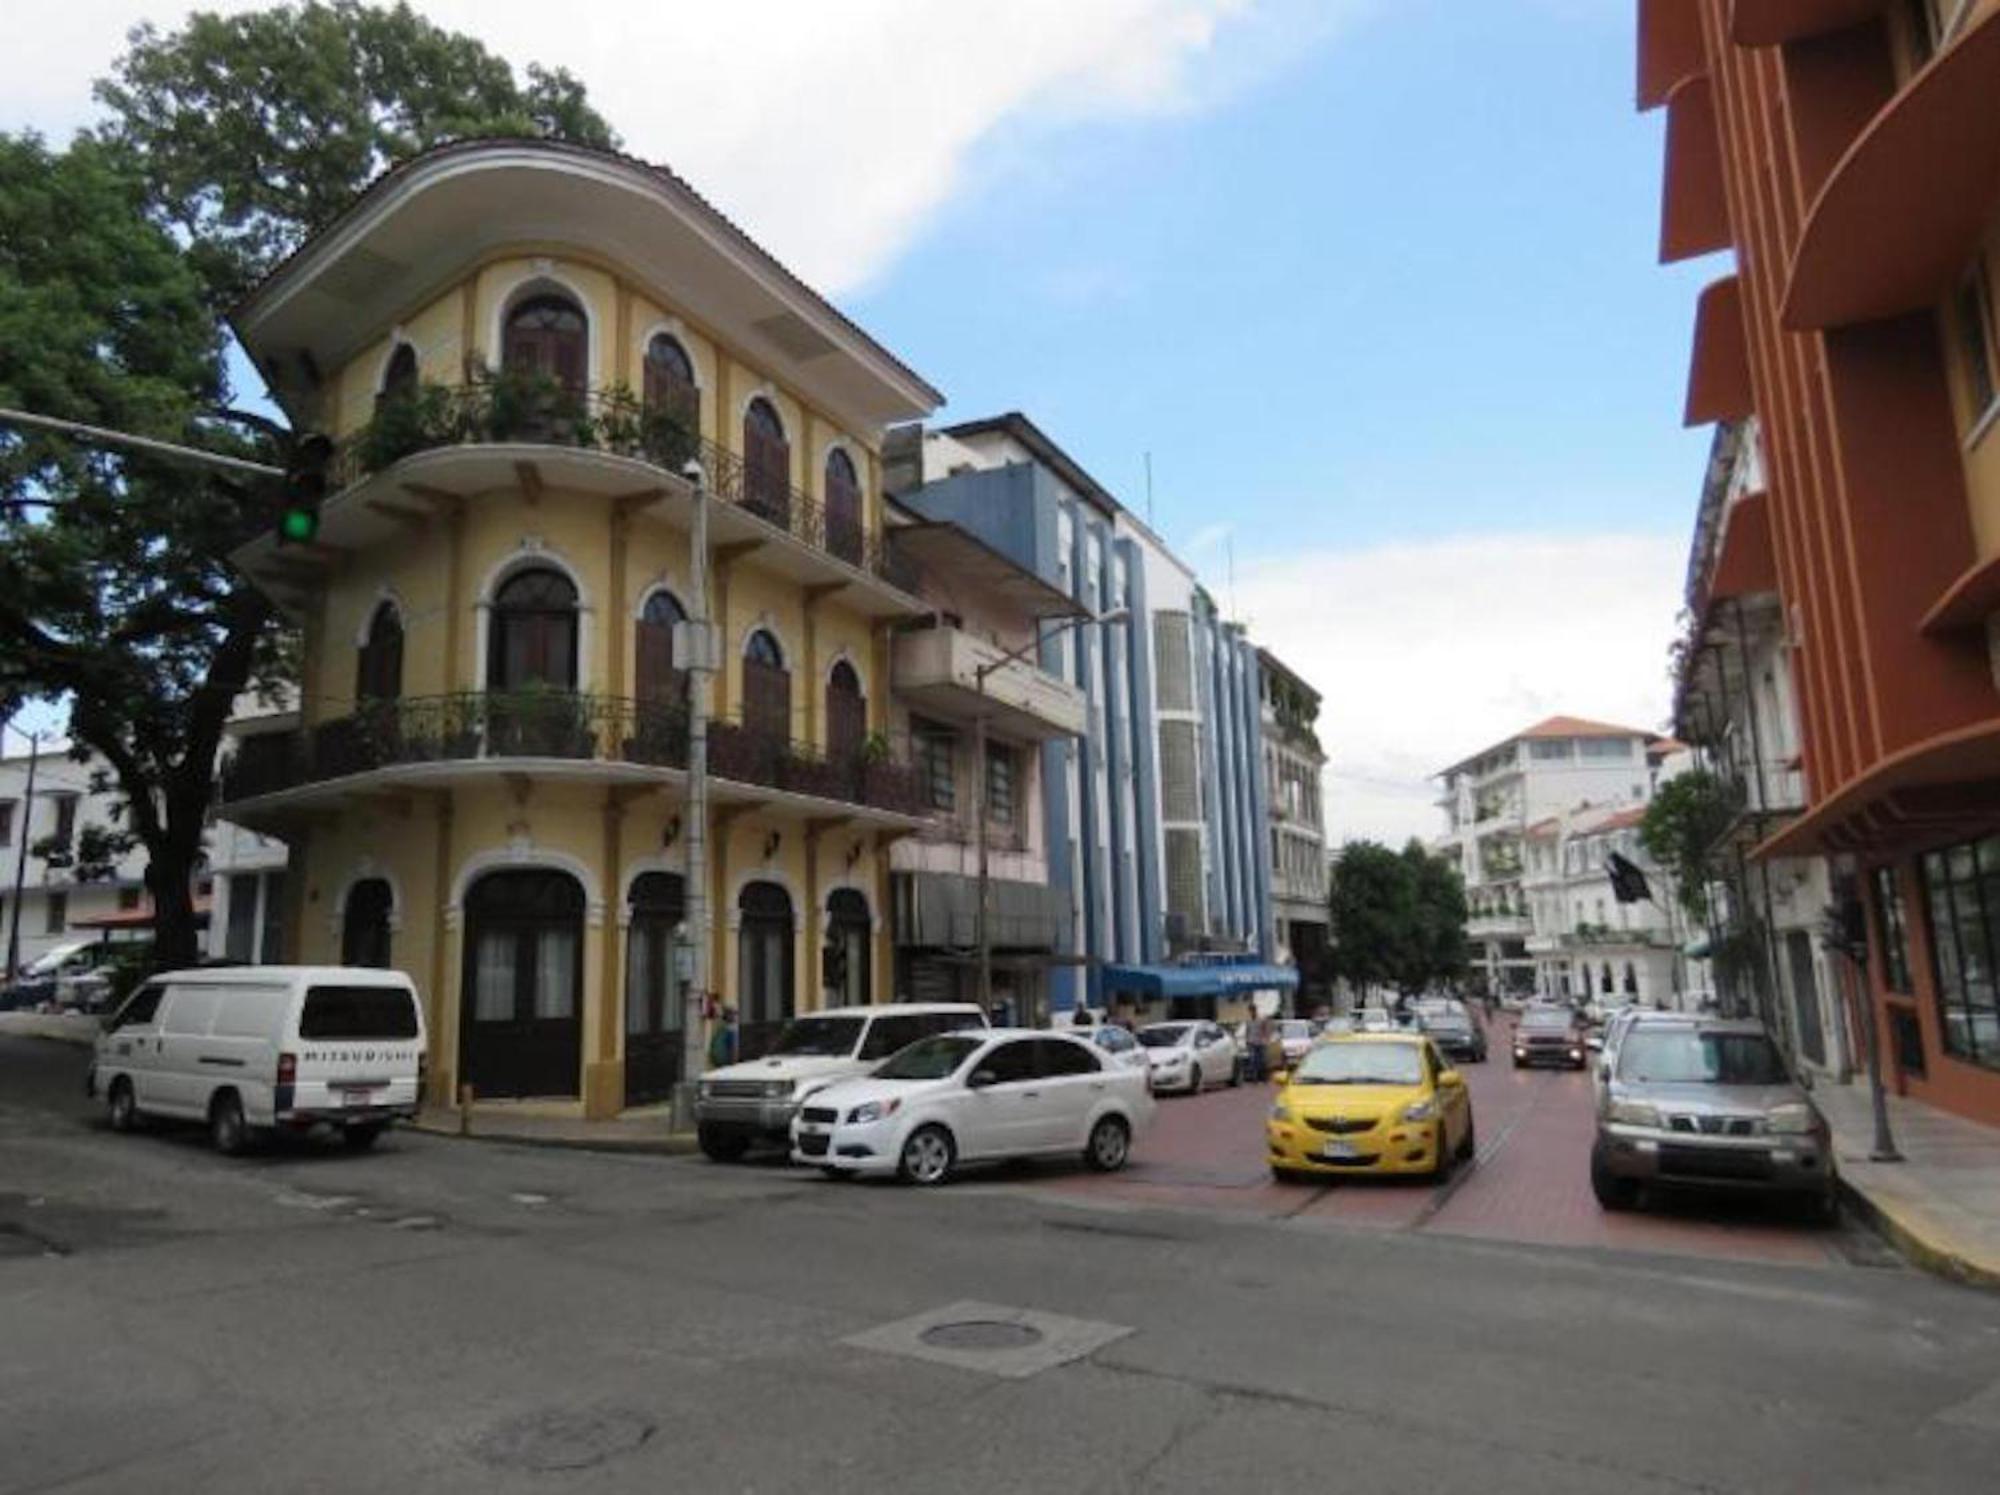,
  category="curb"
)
[407,1117,703,1158]
[1836,1174,2000,1292]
